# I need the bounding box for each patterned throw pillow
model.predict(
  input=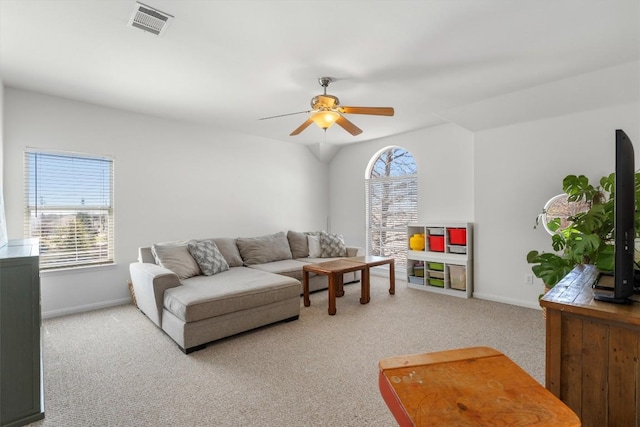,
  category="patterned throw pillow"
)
[187,240,229,276]
[319,232,347,258]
